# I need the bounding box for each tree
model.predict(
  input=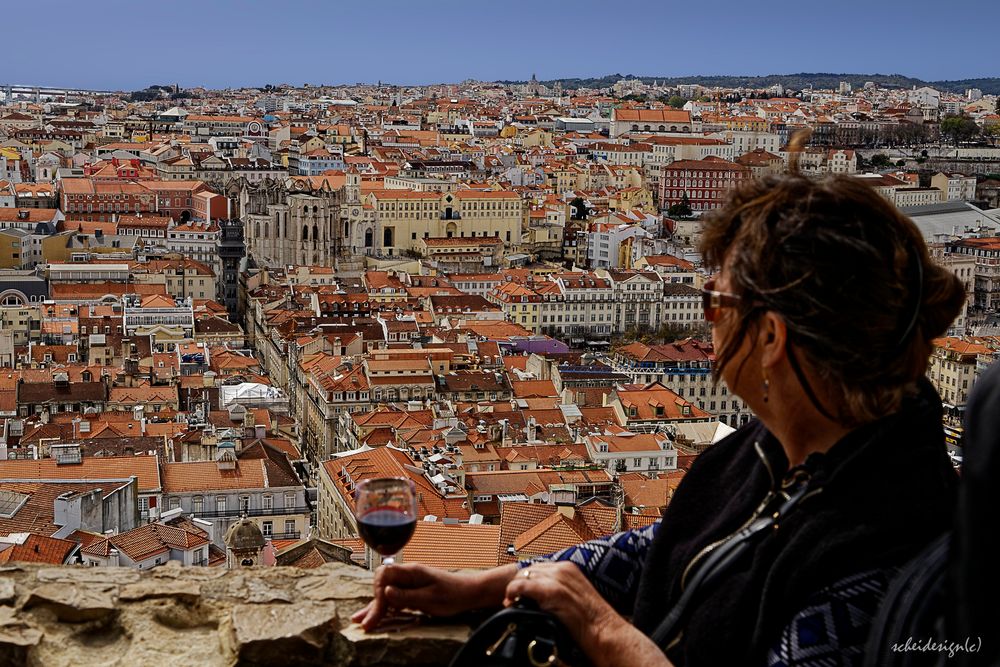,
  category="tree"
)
[569,197,588,221]
[667,192,692,218]
[896,159,906,167]
[940,114,981,146]
[870,153,892,168]
[666,95,688,109]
